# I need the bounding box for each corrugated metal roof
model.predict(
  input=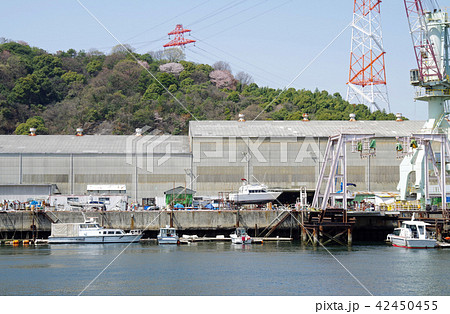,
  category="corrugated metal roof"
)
[164,186,196,195]
[189,120,426,138]
[0,135,191,154]
[0,120,428,153]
